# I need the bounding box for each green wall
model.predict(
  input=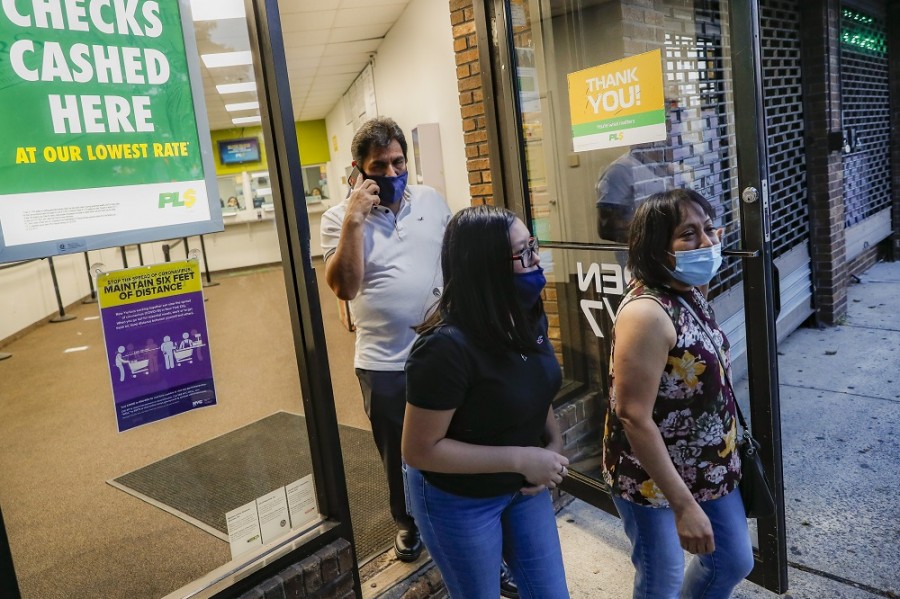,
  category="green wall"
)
[295,120,330,165]
[210,119,330,176]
